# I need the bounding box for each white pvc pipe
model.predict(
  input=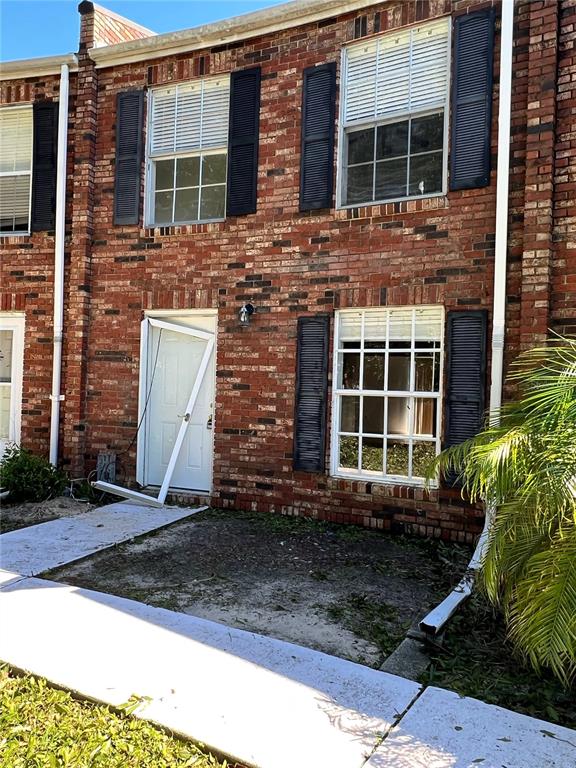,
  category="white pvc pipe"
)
[420,0,515,635]
[49,64,69,466]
